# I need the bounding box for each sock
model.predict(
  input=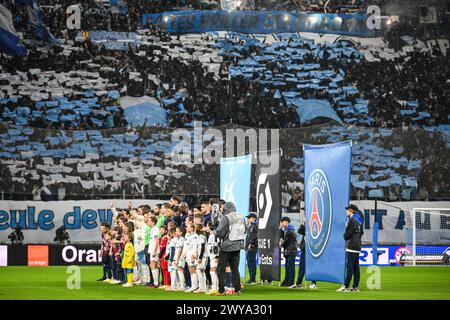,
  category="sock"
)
[190,272,198,290]
[196,270,206,291]
[170,270,178,289]
[226,272,232,288]
[141,264,150,284]
[210,271,218,291]
[152,269,159,286]
[133,266,138,282]
[164,270,171,286]
[177,270,185,289]
[127,272,133,285]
